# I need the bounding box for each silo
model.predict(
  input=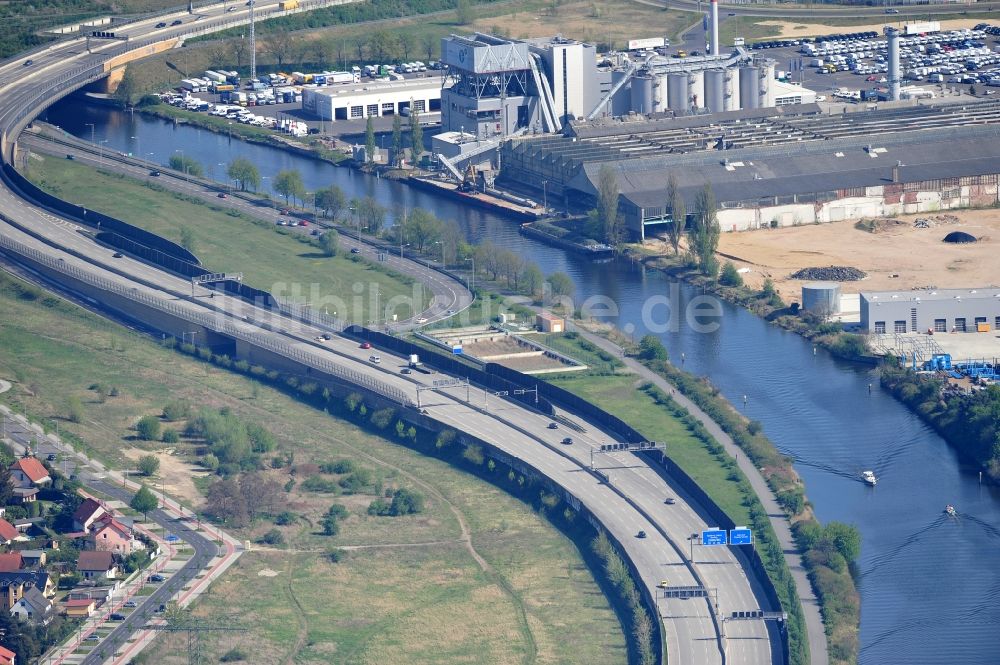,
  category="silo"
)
[653,73,669,112]
[610,69,632,116]
[704,69,725,113]
[688,70,705,110]
[667,72,689,112]
[739,66,759,109]
[802,282,842,315]
[630,74,654,114]
[724,66,740,111]
[760,62,775,107]
[887,27,901,101]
